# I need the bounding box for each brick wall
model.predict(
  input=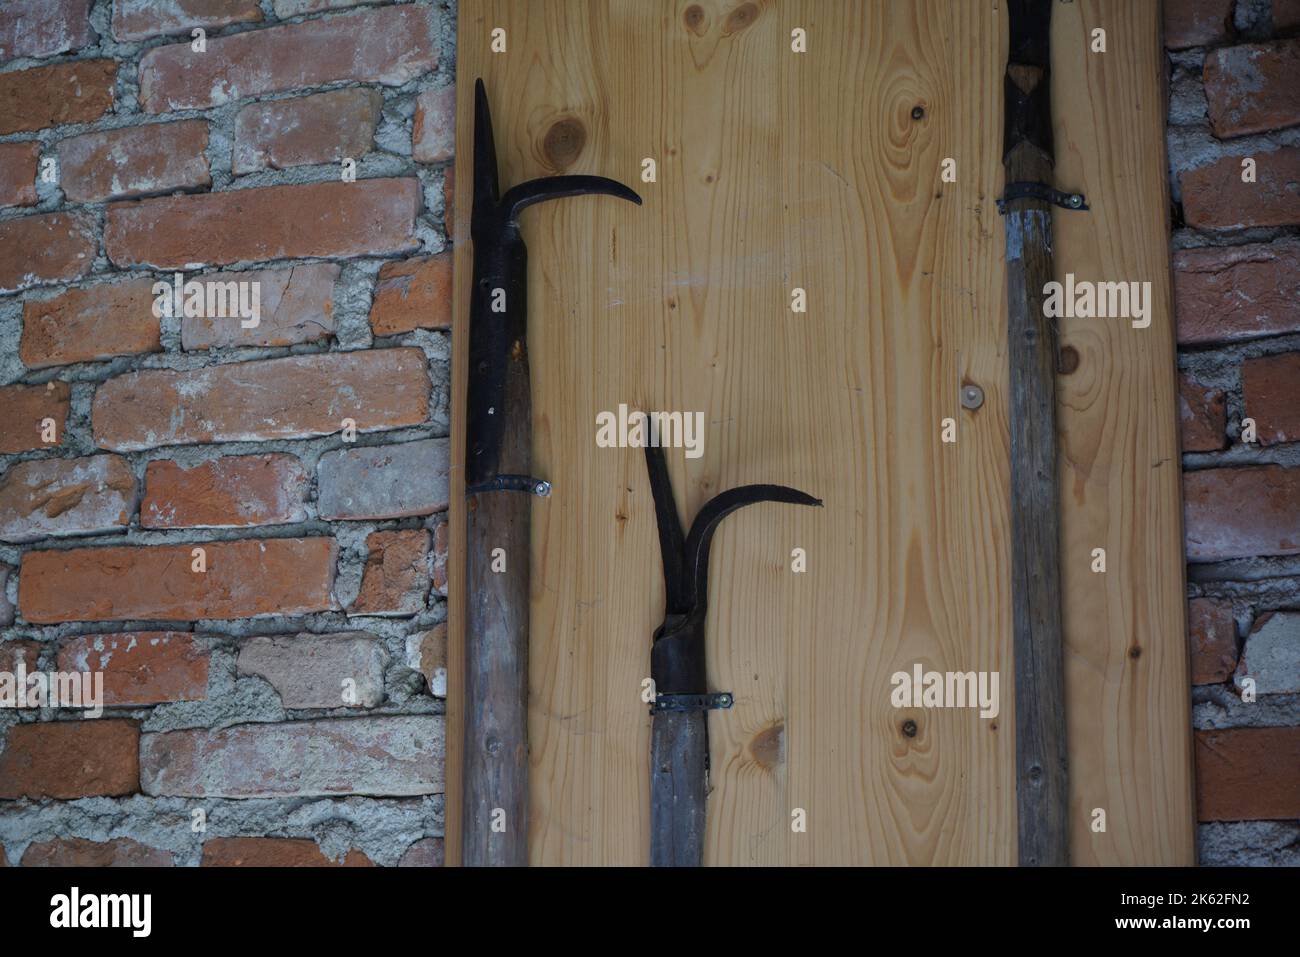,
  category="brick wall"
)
[0,0,455,867]
[1167,0,1300,865]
